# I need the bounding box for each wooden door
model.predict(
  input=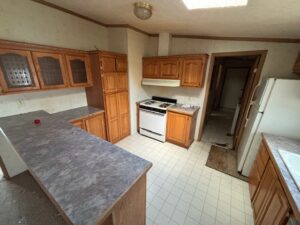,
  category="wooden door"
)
[102,73,117,93]
[258,181,290,225]
[85,113,107,140]
[0,49,40,92]
[105,93,120,142]
[234,57,260,149]
[116,57,127,72]
[32,51,69,89]
[117,91,130,138]
[71,120,85,130]
[143,59,160,78]
[101,56,116,73]
[166,112,189,145]
[65,54,92,87]
[116,73,128,92]
[181,57,206,87]
[160,59,180,79]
